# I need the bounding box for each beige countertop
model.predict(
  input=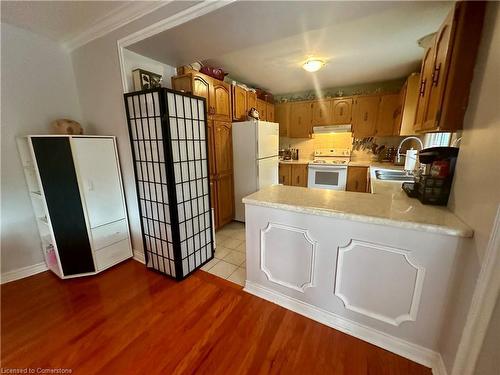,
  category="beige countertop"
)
[279,159,312,164]
[242,185,473,238]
